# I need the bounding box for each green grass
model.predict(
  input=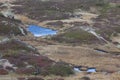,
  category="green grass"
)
[100,3,112,14]
[3,50,19,57]
[64,30,95,40]
[52,29,98,44]
[99,2,120,16]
